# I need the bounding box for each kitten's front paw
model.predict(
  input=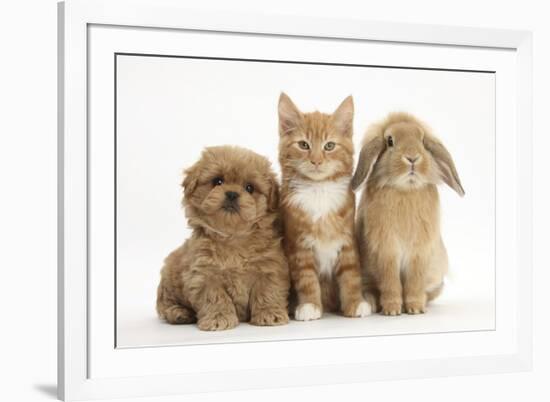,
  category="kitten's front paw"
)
[197,311,239,331]
[354,300,373,317]
[250,308,289,326]
[404,301,426,315]
[294,303,322,321]
[342,299,373,318]
[380,301,403,316]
